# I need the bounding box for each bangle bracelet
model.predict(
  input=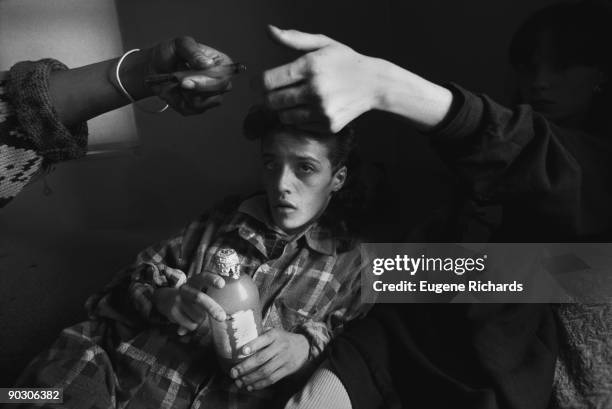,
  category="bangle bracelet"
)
[113,48,169,113]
